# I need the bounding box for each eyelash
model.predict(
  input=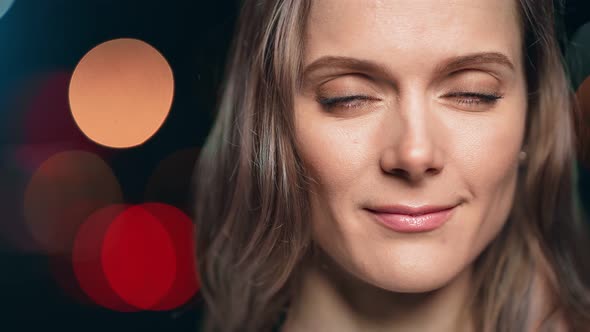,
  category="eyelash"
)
[317,92,503,110]
[444,92,504,105]
[317,95,374,109]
